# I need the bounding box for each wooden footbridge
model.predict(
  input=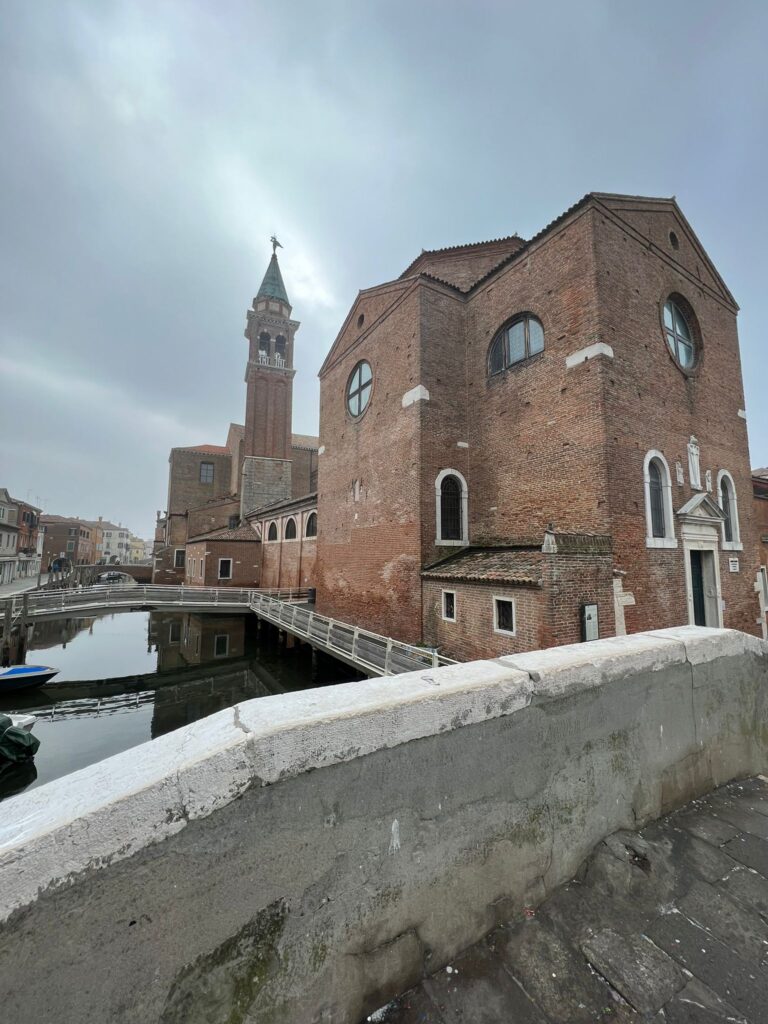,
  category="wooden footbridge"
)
[5,584,455,677]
